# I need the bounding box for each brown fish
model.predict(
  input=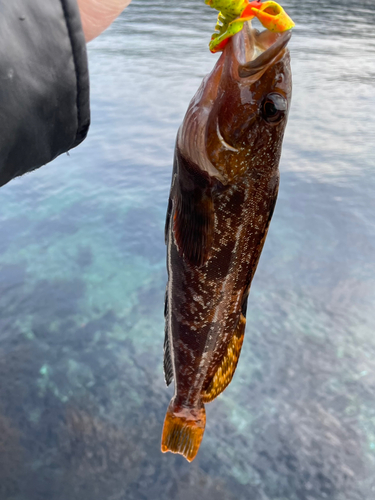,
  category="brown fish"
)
[162,23,292,462]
